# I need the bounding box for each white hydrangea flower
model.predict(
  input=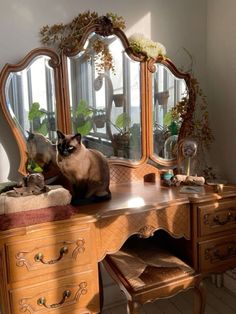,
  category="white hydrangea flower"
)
[129,33,166,58]
[157,42,167,56]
